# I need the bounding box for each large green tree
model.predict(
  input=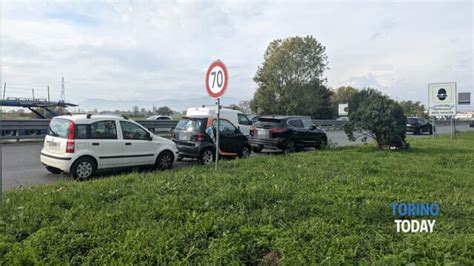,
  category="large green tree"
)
[251,36,333,118]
